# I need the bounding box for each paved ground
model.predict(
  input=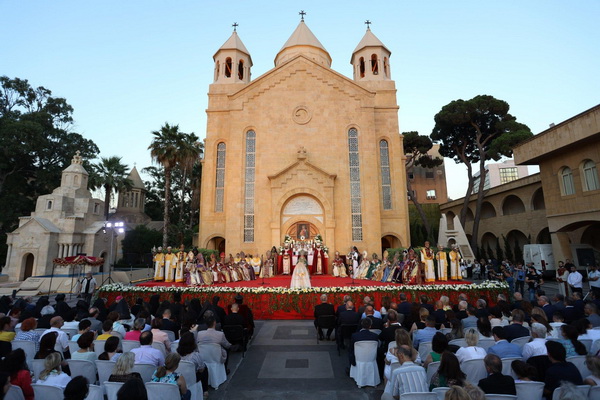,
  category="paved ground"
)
[208,320,383,400]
